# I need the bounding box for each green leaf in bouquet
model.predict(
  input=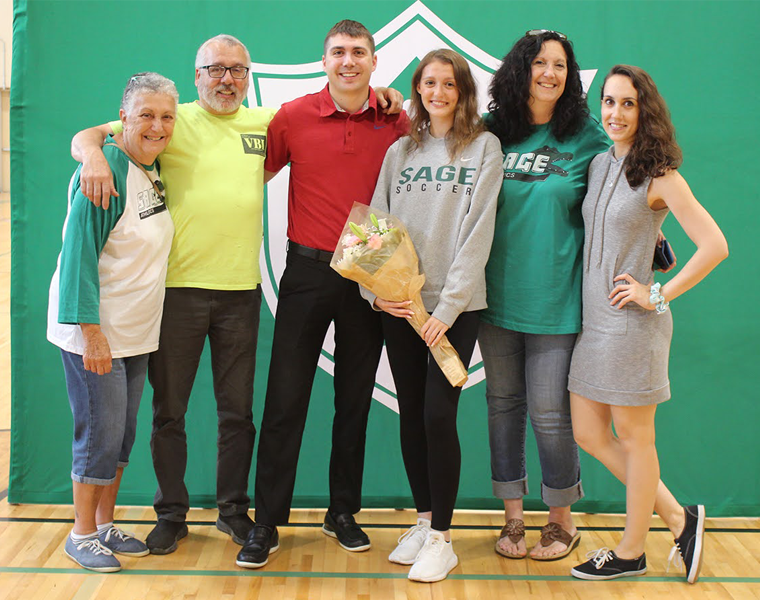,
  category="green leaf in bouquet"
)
[349,222,367,243]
